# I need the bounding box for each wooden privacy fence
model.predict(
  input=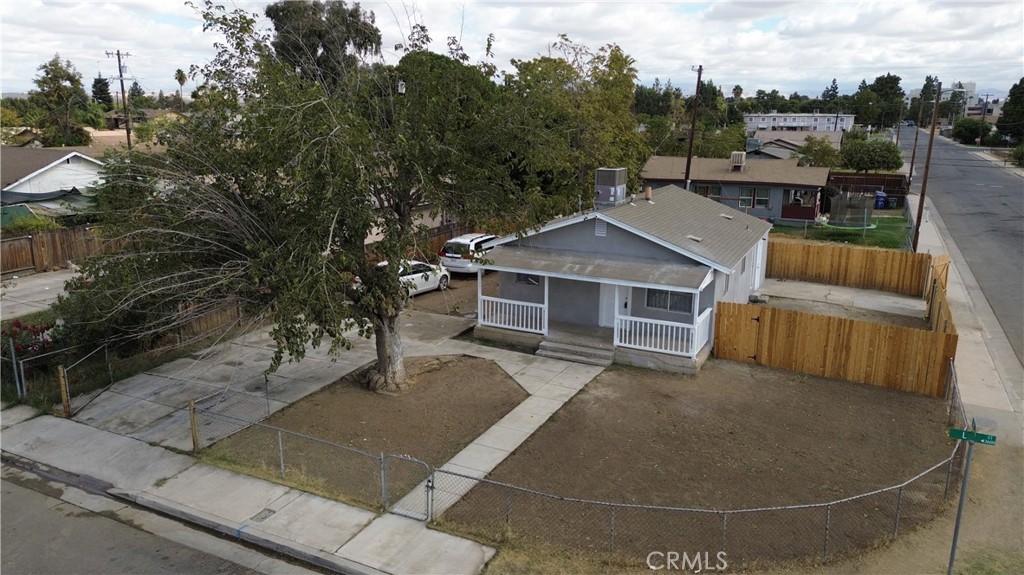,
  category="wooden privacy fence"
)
[767,238,932,297]
[714,302,958,398]
[1,226,104,275]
